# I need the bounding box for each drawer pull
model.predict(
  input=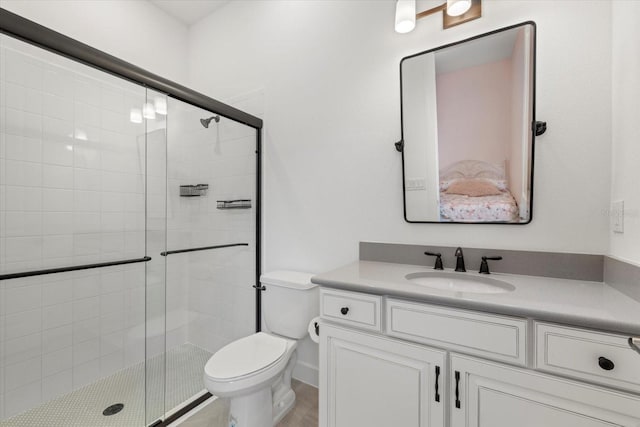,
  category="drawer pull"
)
[340,307,349,315]
[598,356,615,371]
[434,366,440,402]
[630,338,640,356]
[454,370,461,409]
